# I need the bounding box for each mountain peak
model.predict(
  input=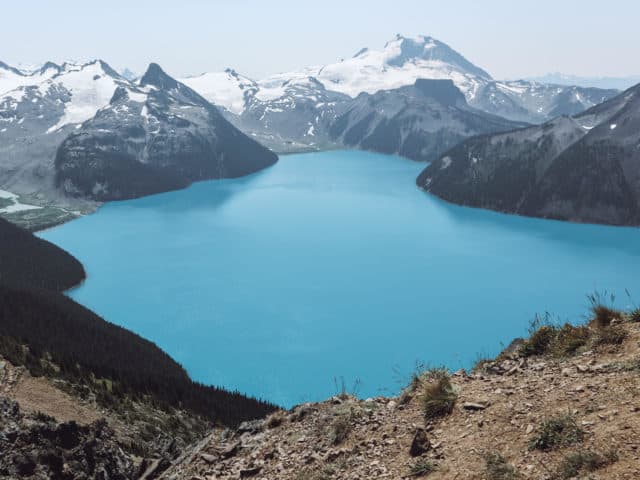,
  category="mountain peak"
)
[379,34,492,80]
[140,63,178,90]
